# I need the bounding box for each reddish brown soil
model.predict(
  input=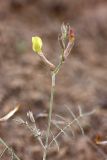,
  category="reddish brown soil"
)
[0,0,107,160]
